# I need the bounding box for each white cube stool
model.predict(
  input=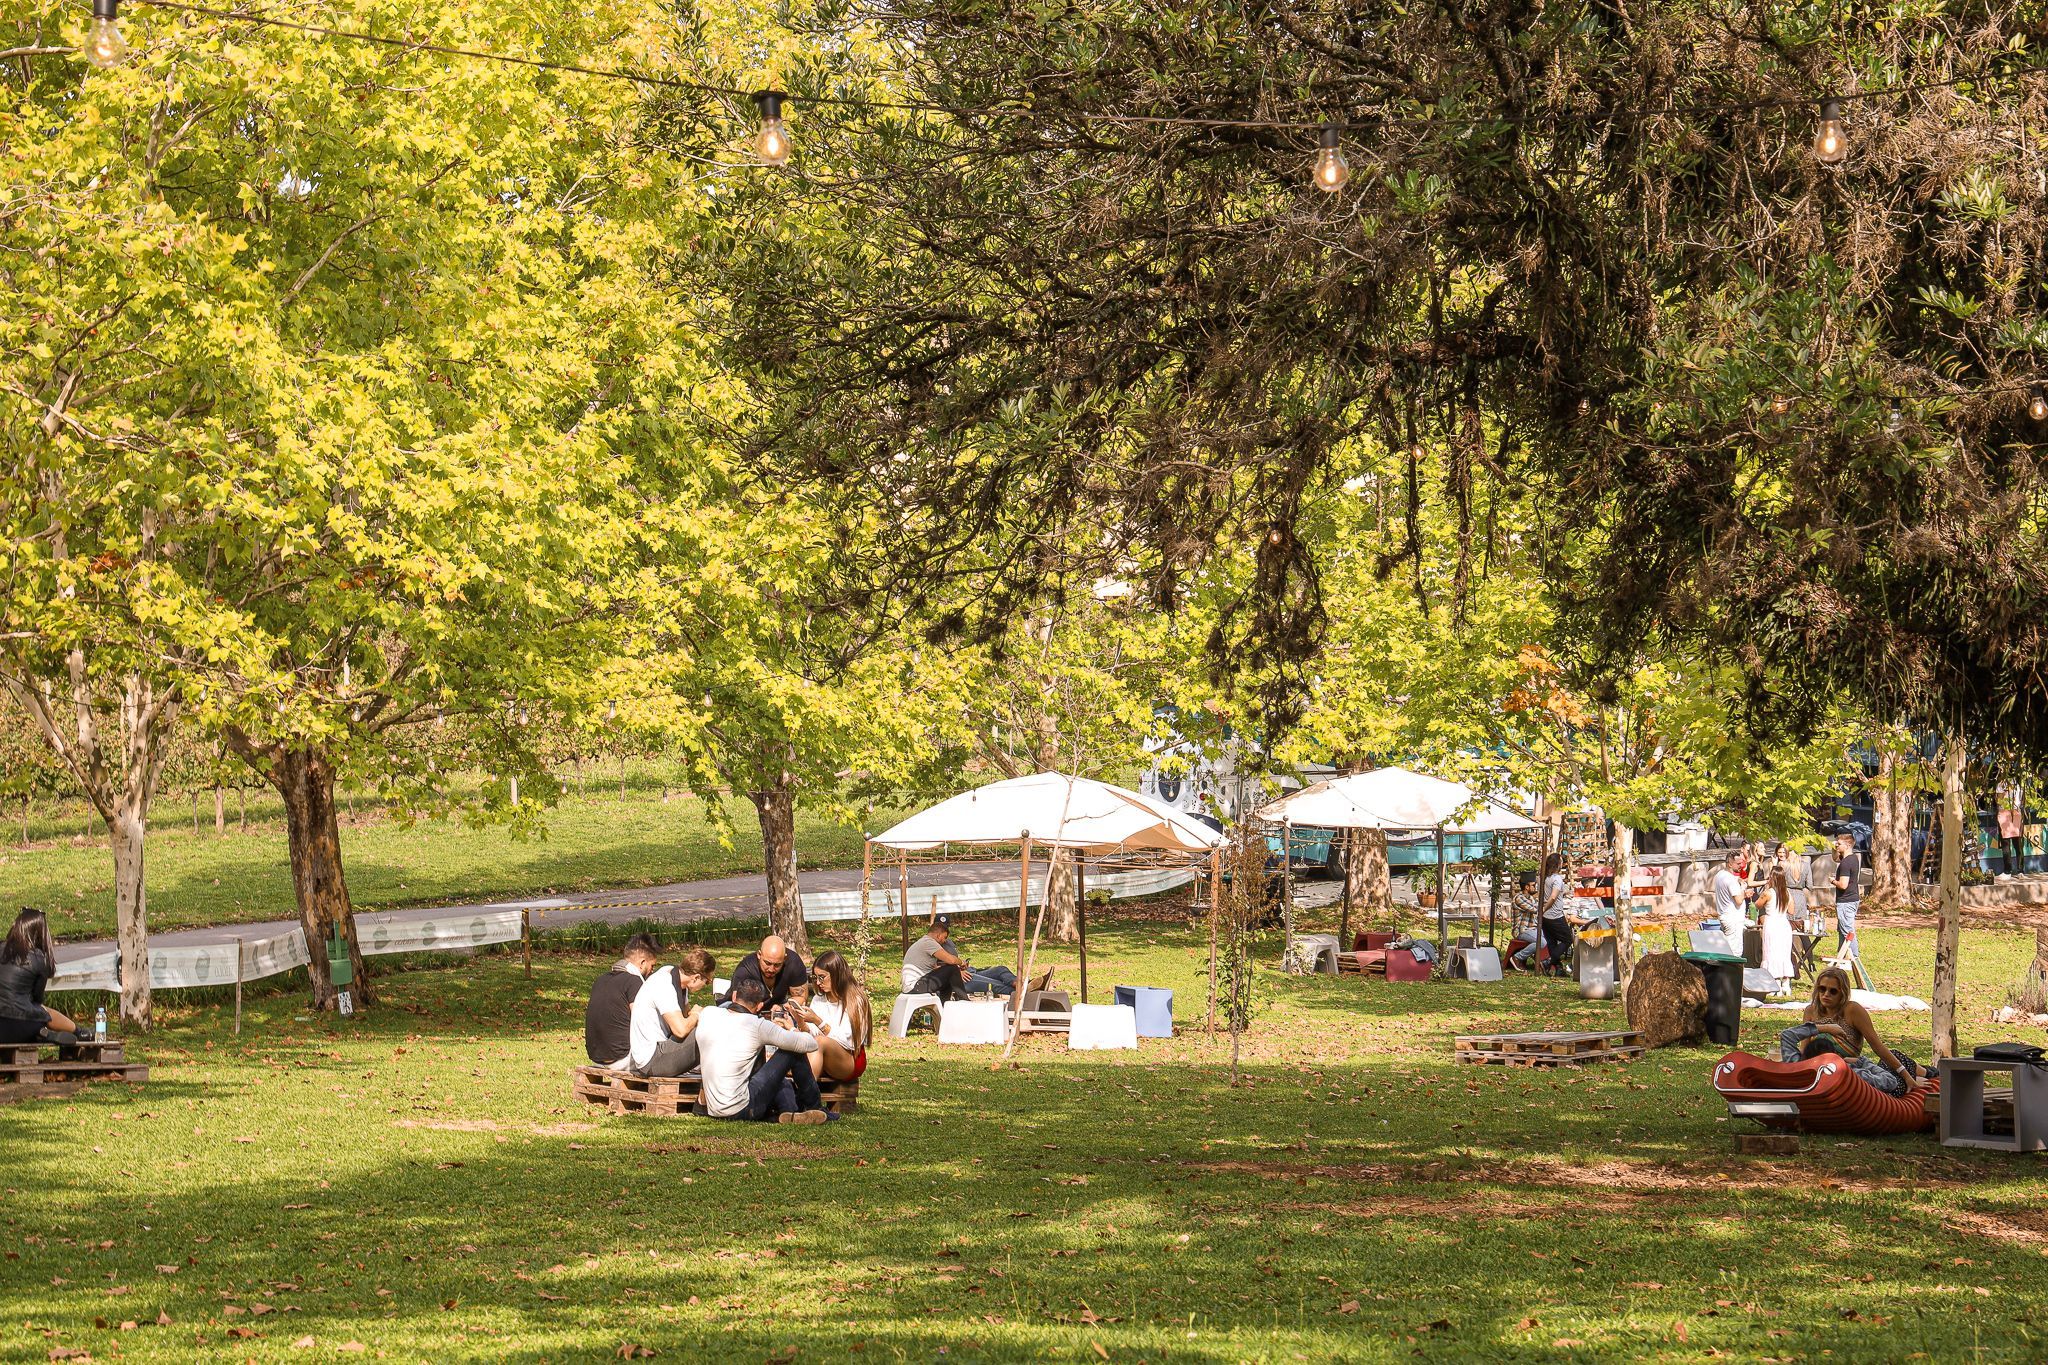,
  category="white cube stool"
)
[1067,1003,1140,1051]
[888,993,943,1039]
[936,998,1008,1045]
